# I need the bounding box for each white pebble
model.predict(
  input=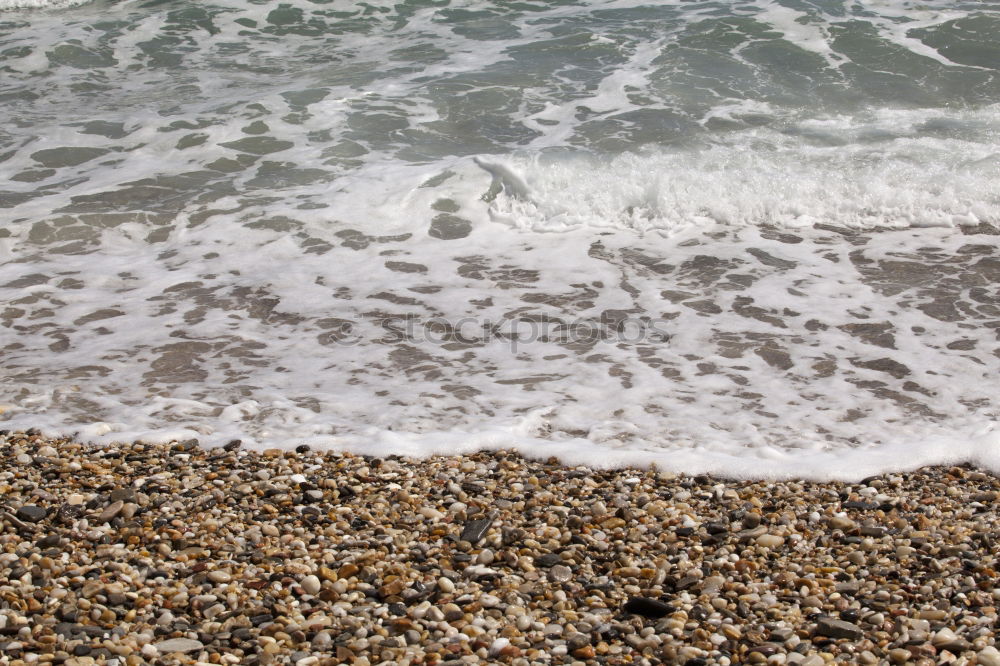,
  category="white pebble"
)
[300,575,321,595]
